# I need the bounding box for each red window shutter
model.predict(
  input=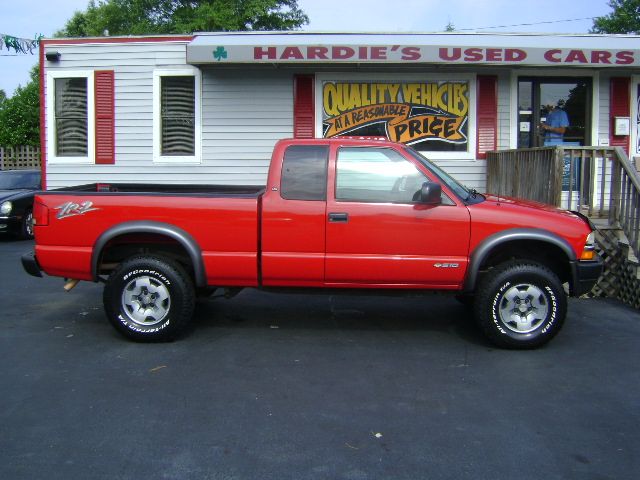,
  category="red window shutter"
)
[95,70,115,164]
[476,75,498,159]
[293,75,315,138]
[610,77,631,154]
